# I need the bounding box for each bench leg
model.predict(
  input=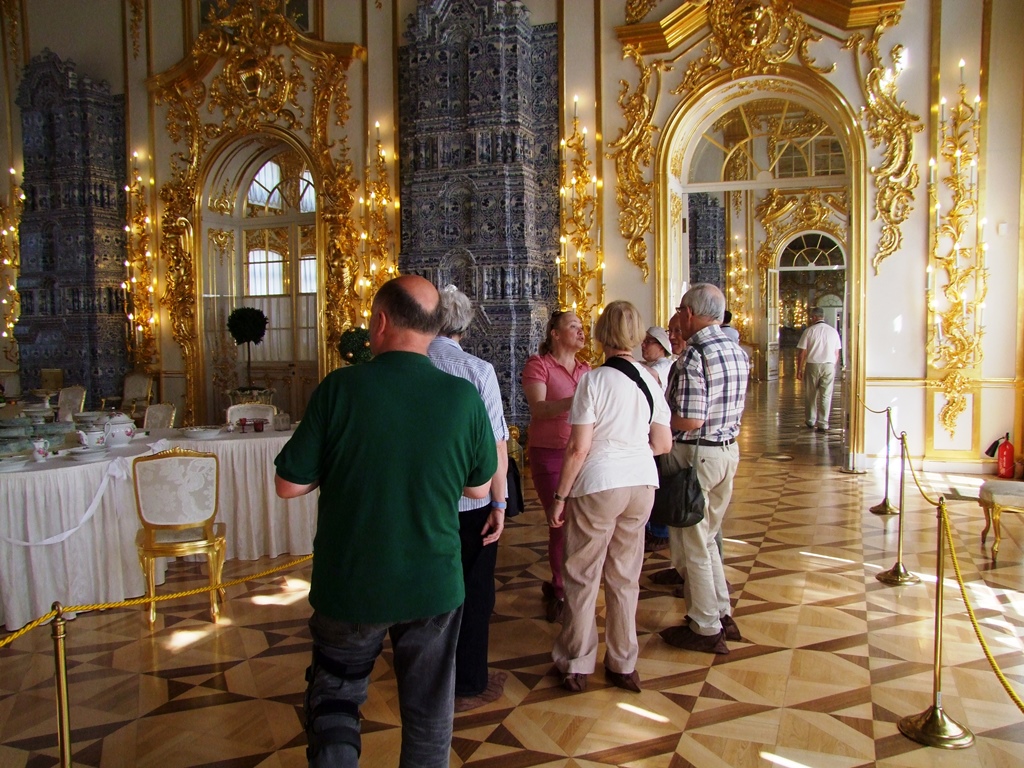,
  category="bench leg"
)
[992,504,1003,555]
[981,502,992,545]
